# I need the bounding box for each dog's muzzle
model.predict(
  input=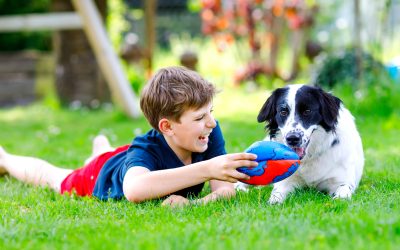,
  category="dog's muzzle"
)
[285,131,307,159]
[285,131,302,147]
